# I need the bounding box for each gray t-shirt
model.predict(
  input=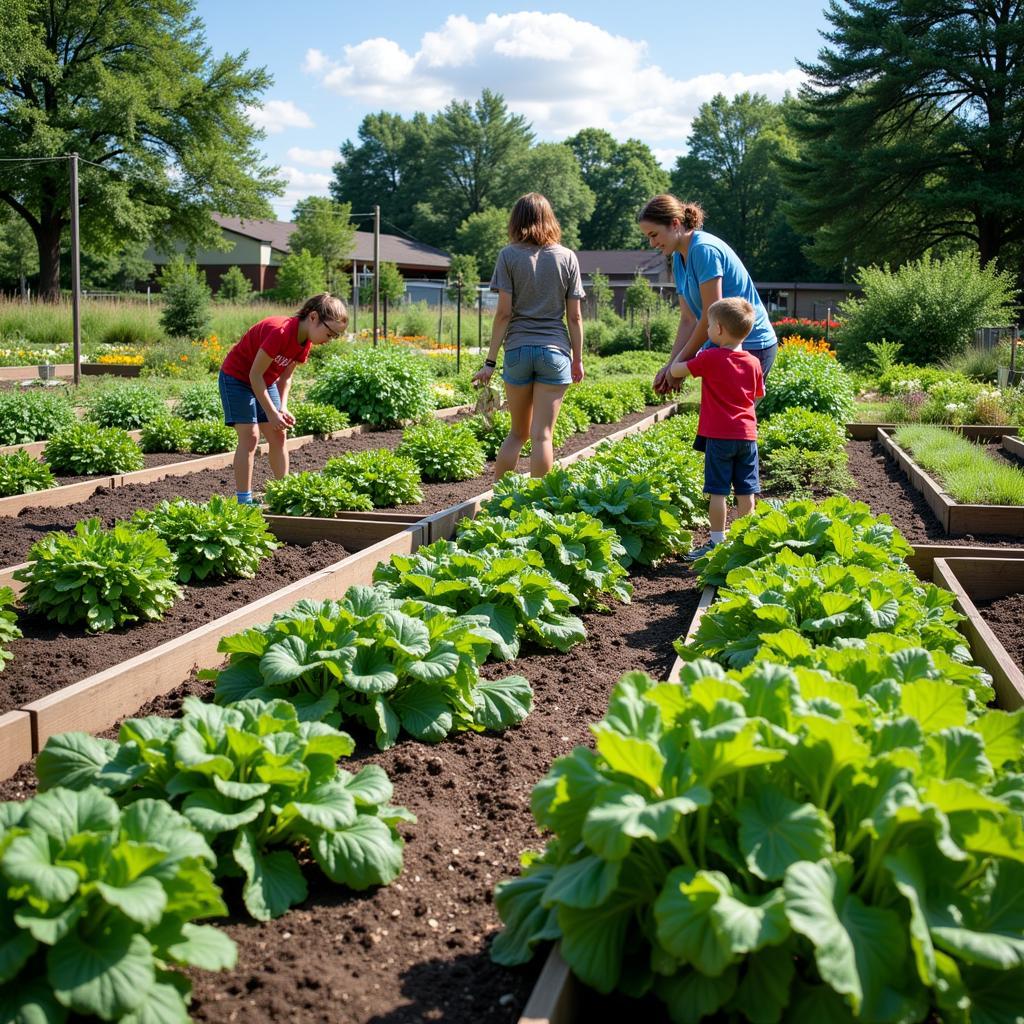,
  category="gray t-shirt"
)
[489,243,586,354]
